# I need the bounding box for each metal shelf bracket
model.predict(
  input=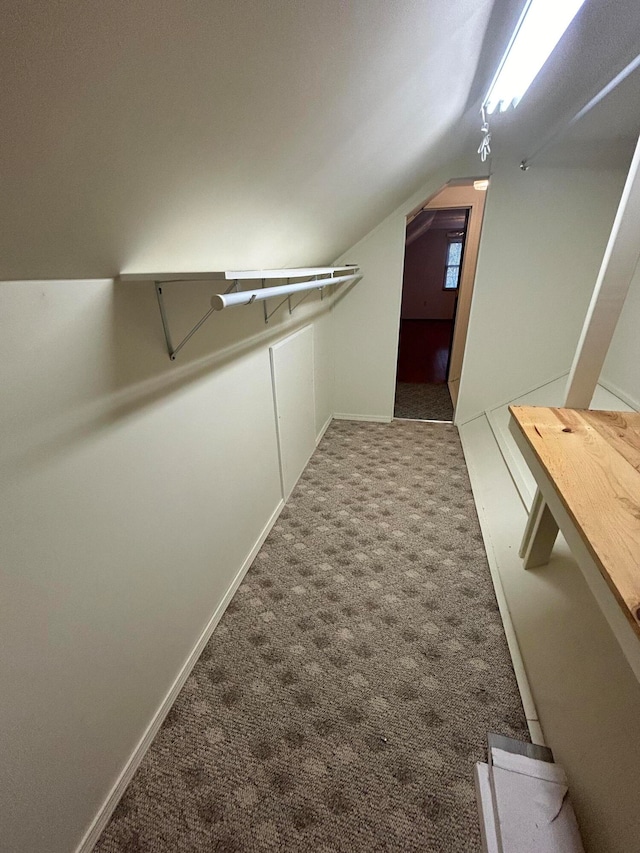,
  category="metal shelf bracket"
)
[155,279,238,361]
[146,267,360,360]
